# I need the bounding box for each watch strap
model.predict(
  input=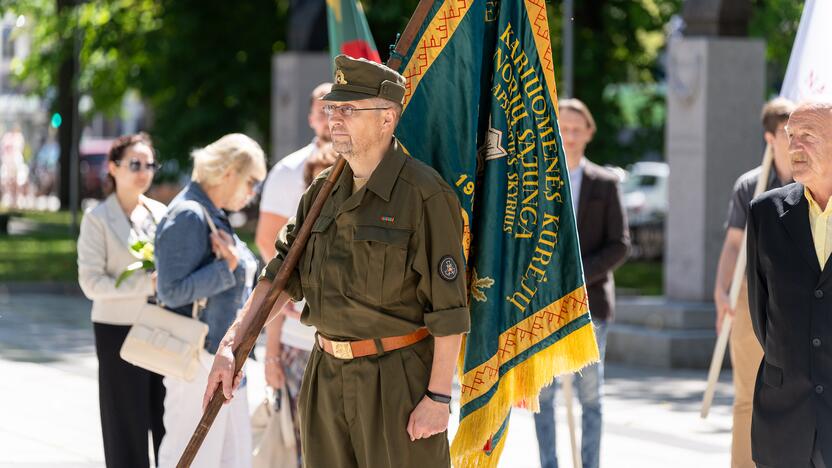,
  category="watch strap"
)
[424,389,452,404]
